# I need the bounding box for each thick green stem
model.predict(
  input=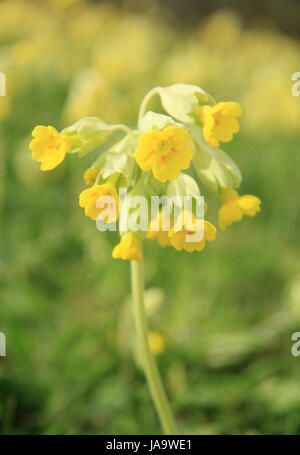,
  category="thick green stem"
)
[138,88,160,122]
[130,259,177,435]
